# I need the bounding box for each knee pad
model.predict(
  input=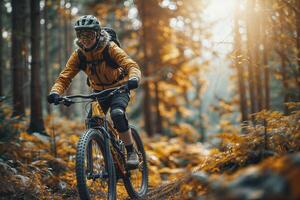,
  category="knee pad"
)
[110,108,129,132]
